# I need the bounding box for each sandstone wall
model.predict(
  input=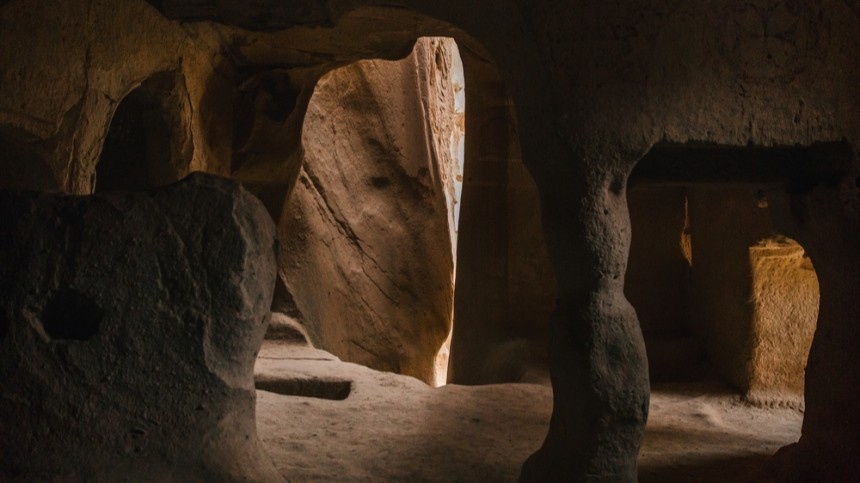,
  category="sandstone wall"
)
[0,0,234,194]
[687,186,780,391]
[277,38,461,384]
[748,238,819,403]
[1,0,859,480]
